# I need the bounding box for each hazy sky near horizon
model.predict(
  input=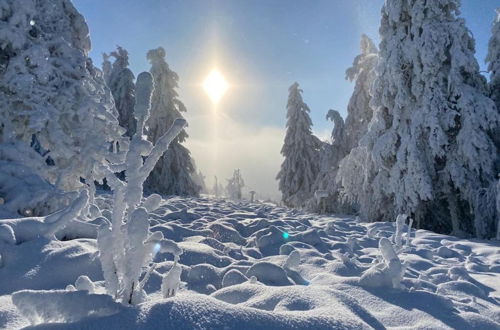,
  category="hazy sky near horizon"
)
[73,0,498,199]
